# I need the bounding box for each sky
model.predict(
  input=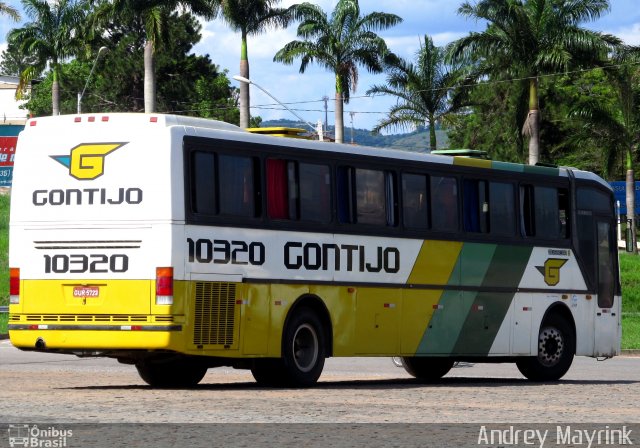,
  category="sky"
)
[1,0,640,132]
